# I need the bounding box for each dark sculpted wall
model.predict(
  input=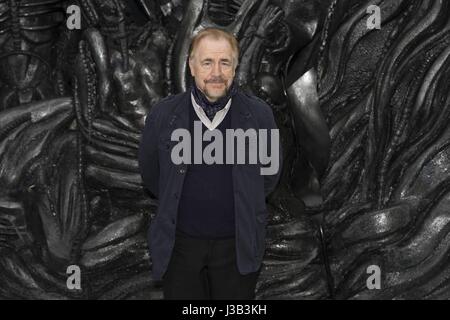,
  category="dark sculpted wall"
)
[0,0,449,299]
